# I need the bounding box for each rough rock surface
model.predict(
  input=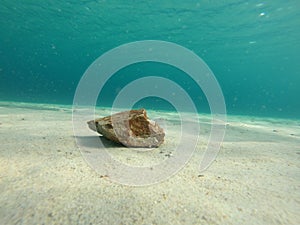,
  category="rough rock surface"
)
[87,109,165,147]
